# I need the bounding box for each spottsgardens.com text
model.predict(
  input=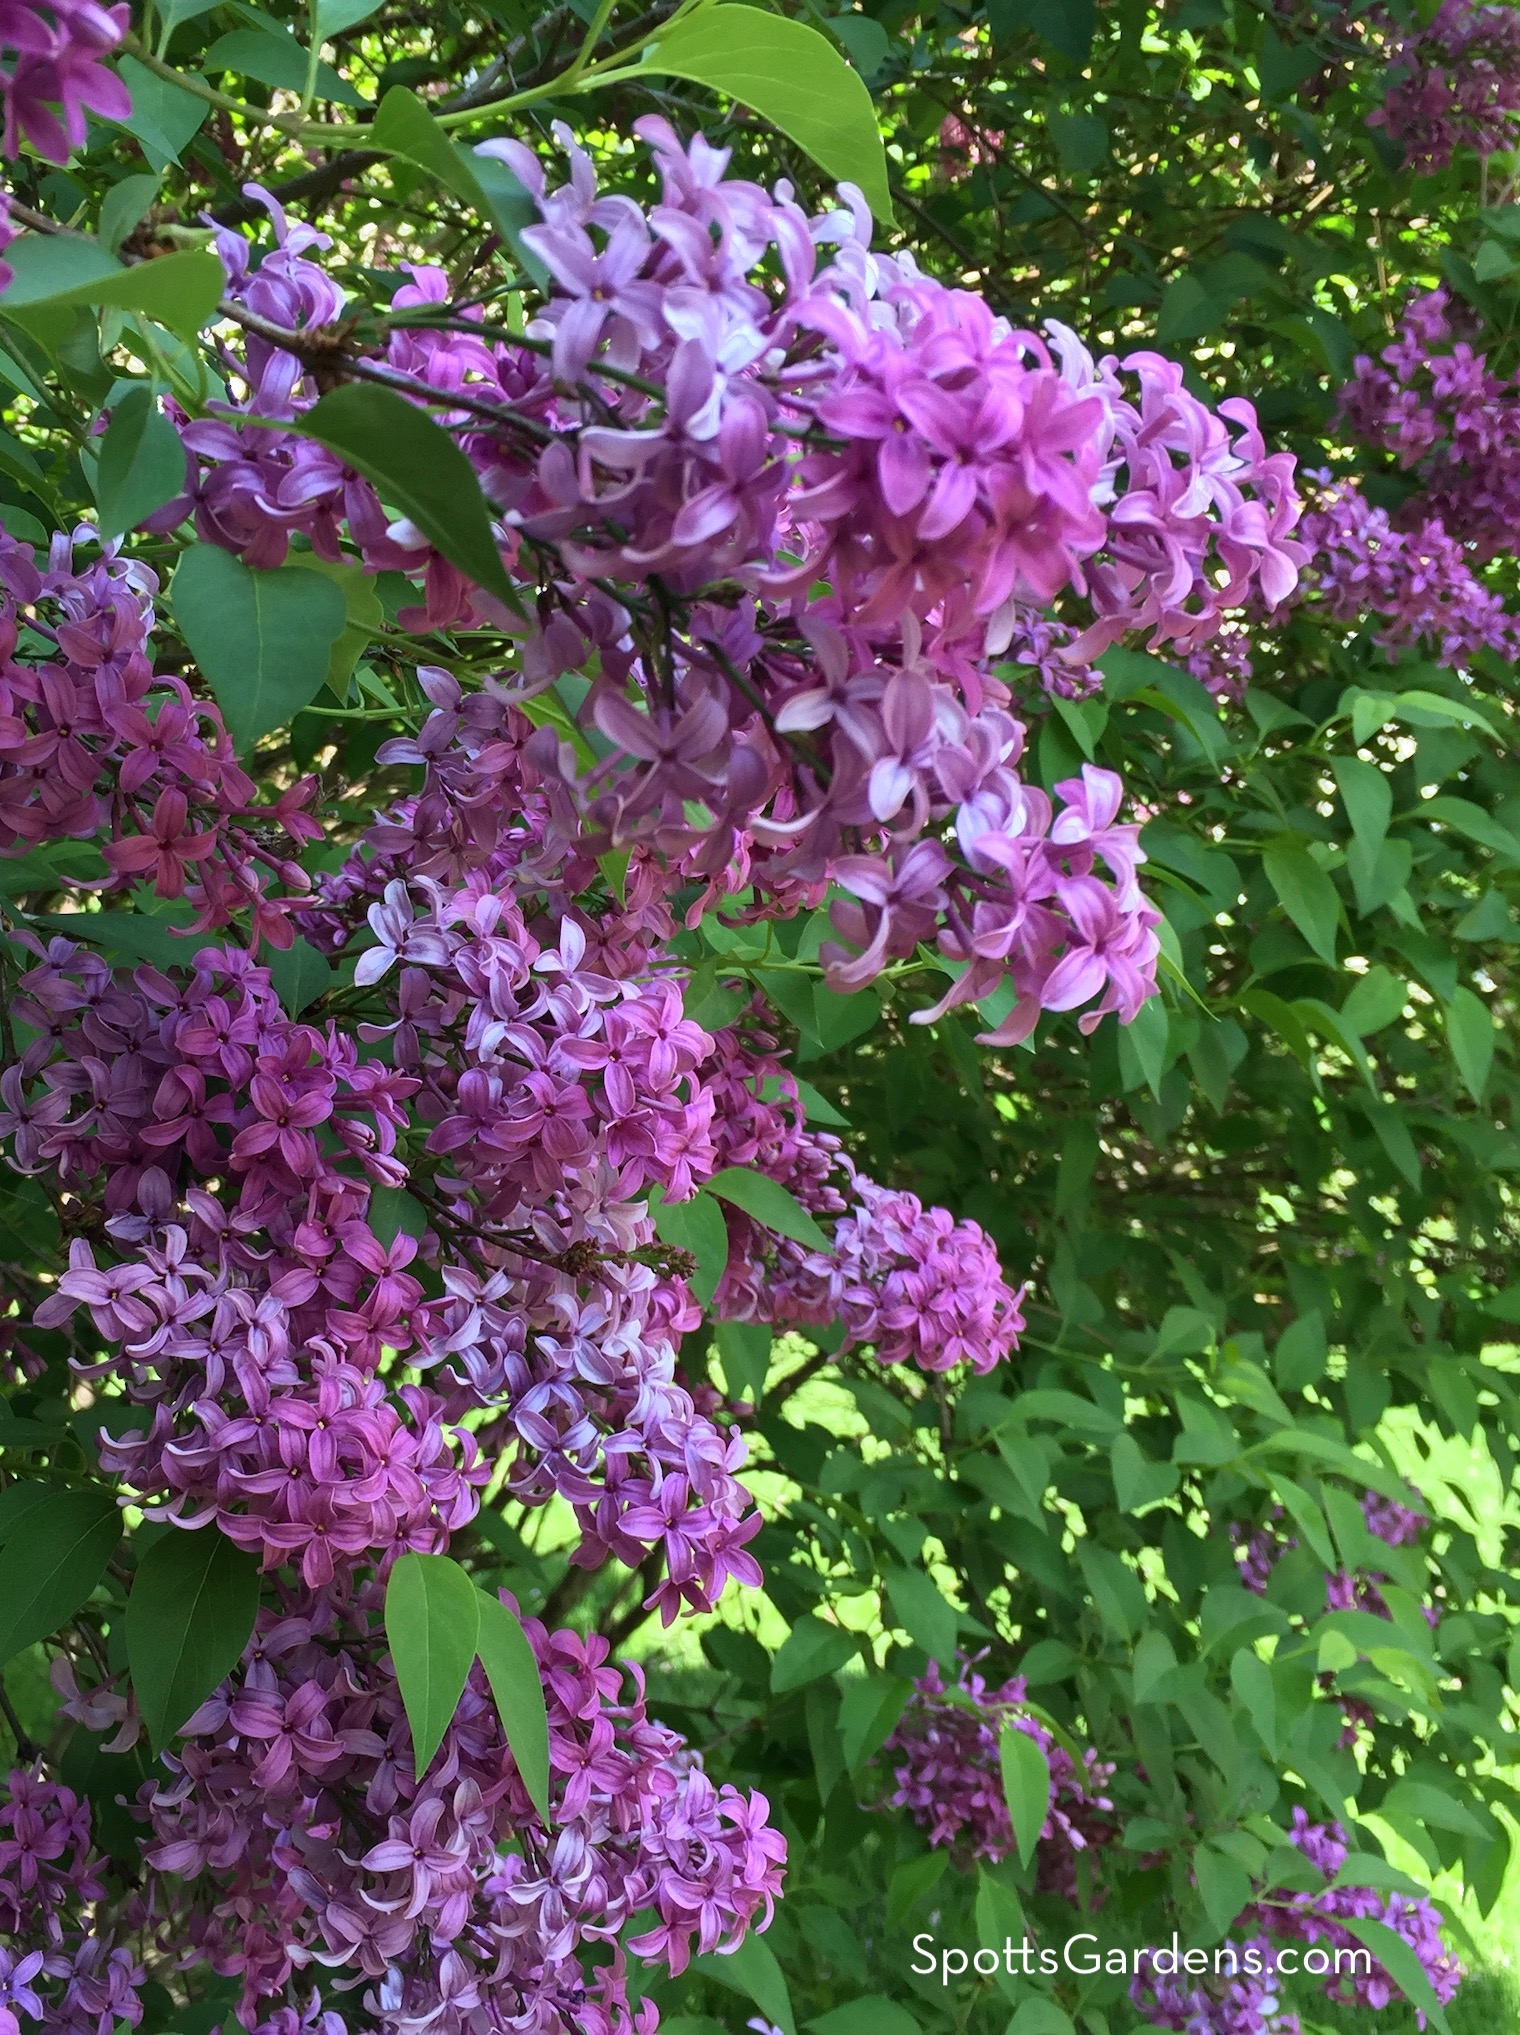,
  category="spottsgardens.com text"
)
[910,1933,1372,1987]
